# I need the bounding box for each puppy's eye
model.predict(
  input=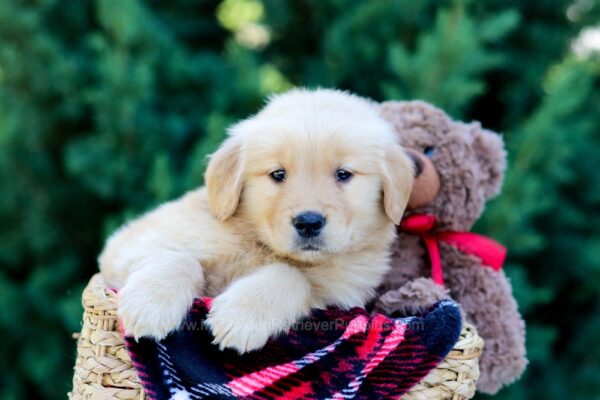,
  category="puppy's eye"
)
[270,169,286,182]
[335,169,353,182]
[423,146,435,157]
